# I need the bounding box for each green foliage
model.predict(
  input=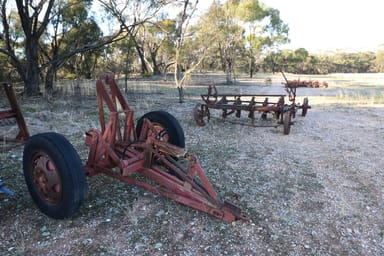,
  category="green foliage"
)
[142,72,153,78]
[1,0,383,90]
[263,49,378,74]
[64,73,76,79]
[373,49,384,72]
[237,0,269,22]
